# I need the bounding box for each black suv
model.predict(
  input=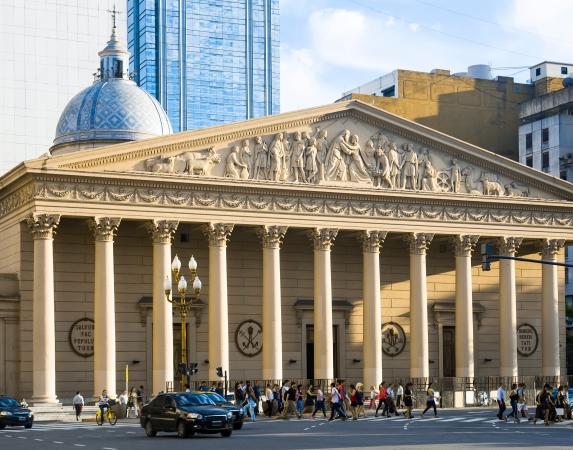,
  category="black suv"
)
[193,391,245,430]
[0,397,33,429]
[140,392,233,438]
